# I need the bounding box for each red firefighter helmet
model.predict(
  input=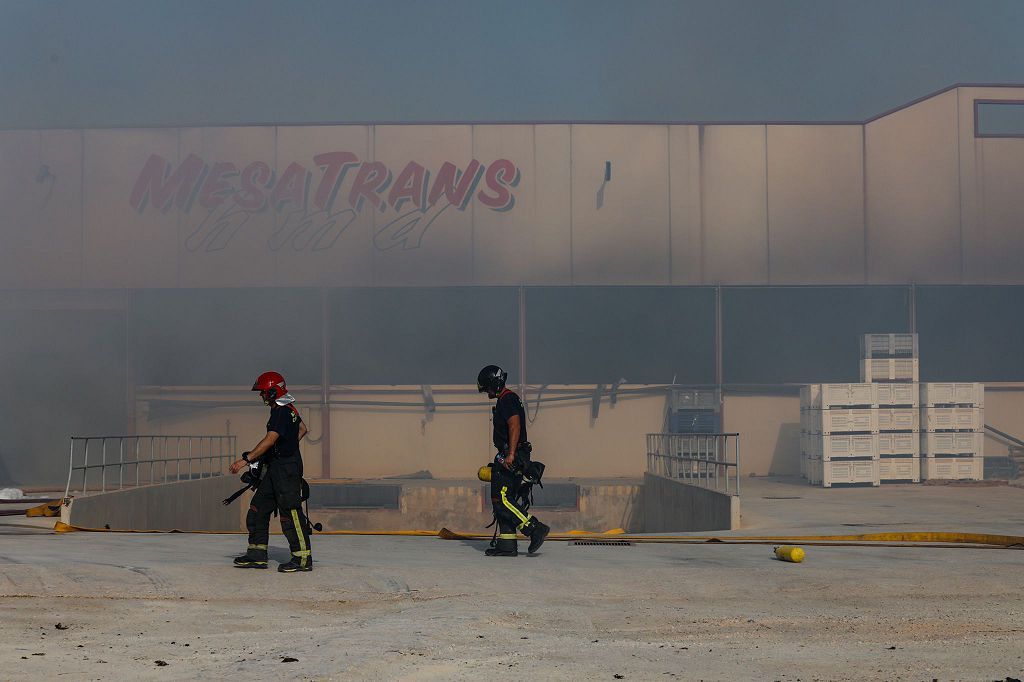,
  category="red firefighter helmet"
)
[252,371,287,404]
